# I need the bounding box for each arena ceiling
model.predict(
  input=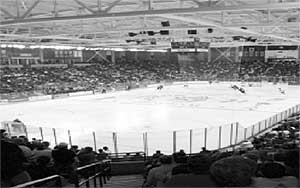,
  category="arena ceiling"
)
[0,0,300,50]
